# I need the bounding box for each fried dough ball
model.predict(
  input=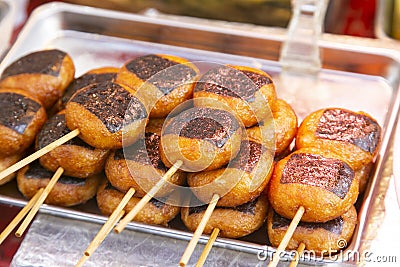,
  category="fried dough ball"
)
[116,54,199,118]
[193,65,276,127]
[37,110,110,178]
[0,154,23,185]
[246,98,297,156]
[268,147,360,222]
[181,195,268,238]
[0,88,47,156]
[267,206,357,255]
[358,161,373,194]
[105,119,186,197]
[61,66,119,108]
[65,81,148,149]
[0,49,75,109]
[187,138,274,207]
[17,161,100,207]
[160,107,243,172]
[296,108,382,170]
[96,180,180,226]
